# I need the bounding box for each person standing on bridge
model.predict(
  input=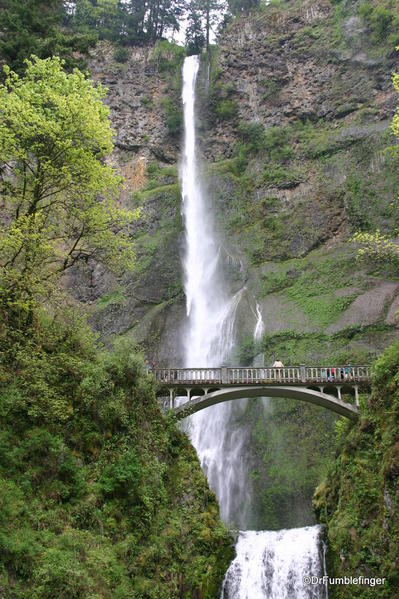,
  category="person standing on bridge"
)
[272,359,284,368]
